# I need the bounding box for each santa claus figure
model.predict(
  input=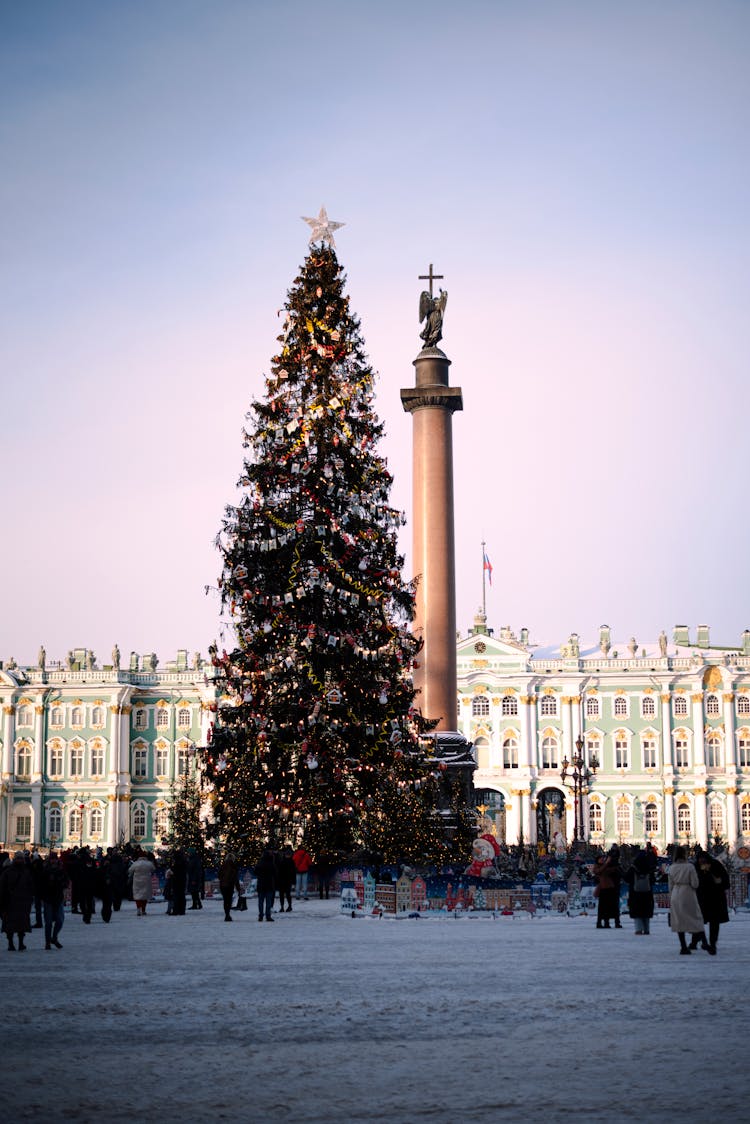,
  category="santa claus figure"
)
[466,833,501,878]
